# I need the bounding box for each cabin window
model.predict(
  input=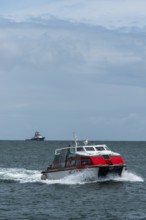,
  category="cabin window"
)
[77,147,84,152]
[76,159,81,166]
[81,159,91,165]
[104,145,110,151]
[66,159,82,167]
[66,160,71,167]
[70,160,76,166]
[95,146,105,151]
[85,147,95,151]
